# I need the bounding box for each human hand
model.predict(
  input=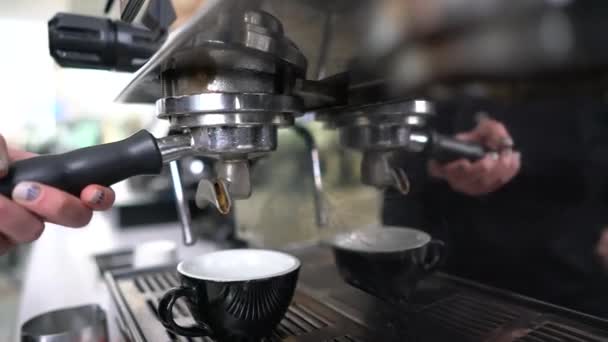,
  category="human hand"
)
[0,134,116,254]
[597,228,608,270]
[428,115,521,196]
